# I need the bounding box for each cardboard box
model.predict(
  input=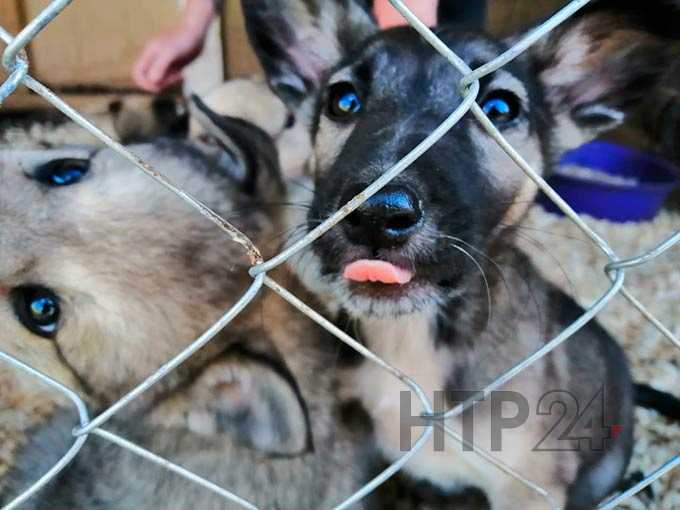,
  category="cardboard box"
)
[11,0,183,88]
[222,0,261,78]
[0,0,24,36]
[488,0,567,36]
